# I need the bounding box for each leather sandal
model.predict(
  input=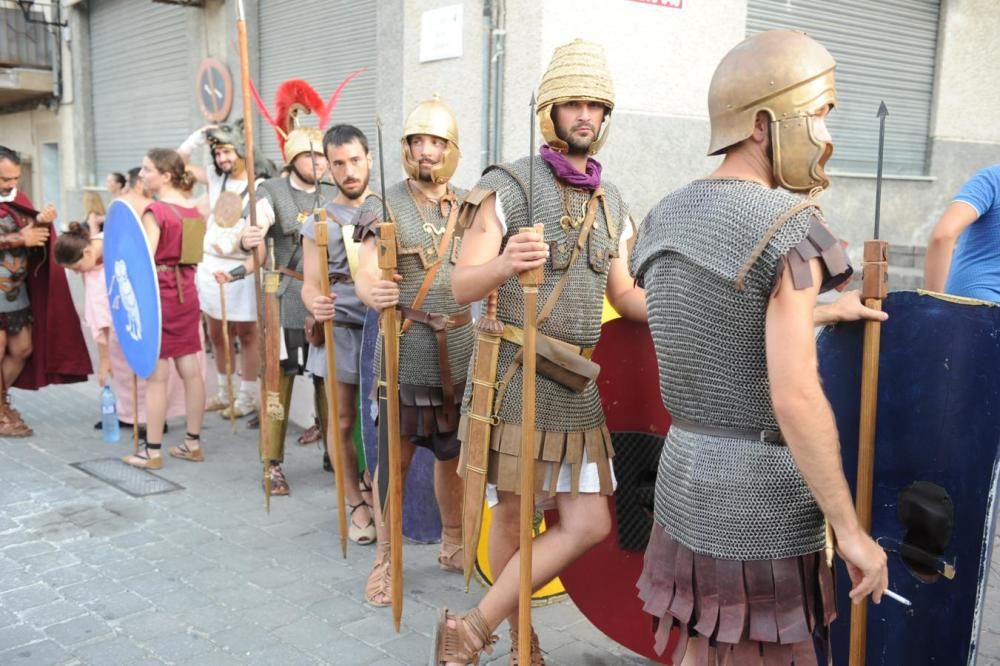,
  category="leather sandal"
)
[438,528,463,573]
[169,433,204,462]
[365,542,392,607]
[266,463,289,496]
[123,442,163,470]
[348,502,376,545]
[430,607,497,666]
[509,627,545,665]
